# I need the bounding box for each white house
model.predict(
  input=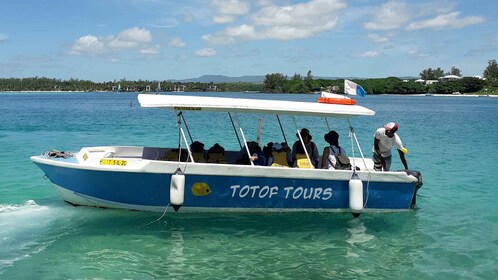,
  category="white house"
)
[439,75,462,82]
